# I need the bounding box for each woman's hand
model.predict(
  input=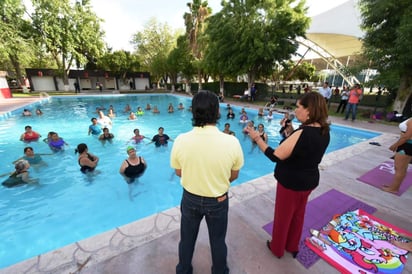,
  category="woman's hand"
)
[389,144,397,152]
